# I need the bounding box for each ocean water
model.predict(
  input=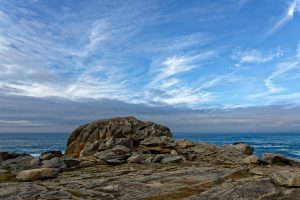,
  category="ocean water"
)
[0,132,300,160]
[0,133,69,157]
